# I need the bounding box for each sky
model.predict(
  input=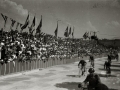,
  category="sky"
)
[0,0,120,39]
